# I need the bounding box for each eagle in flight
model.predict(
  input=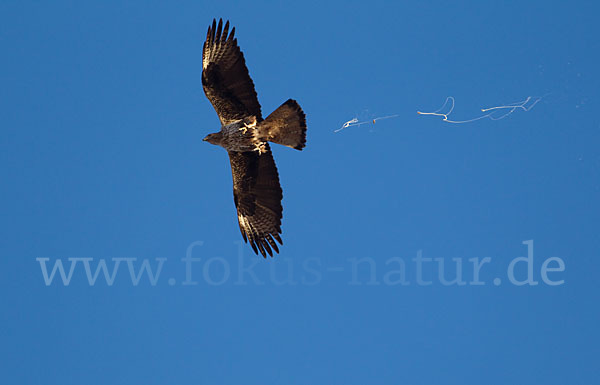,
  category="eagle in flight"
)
[201,19,307,257]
